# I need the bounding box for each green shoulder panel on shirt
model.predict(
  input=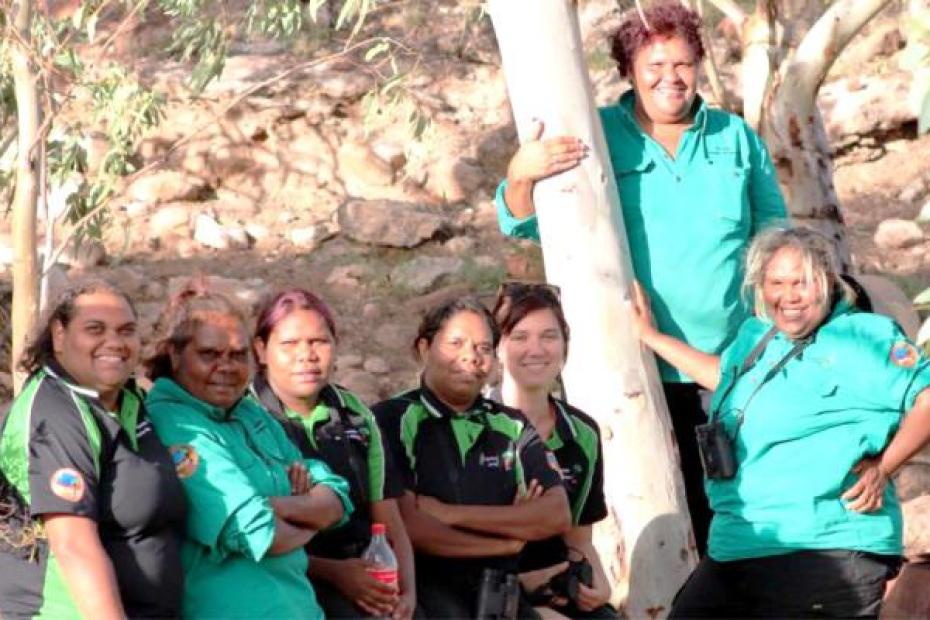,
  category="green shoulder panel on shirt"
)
[400,401,432,472]
[569,415,600,525]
